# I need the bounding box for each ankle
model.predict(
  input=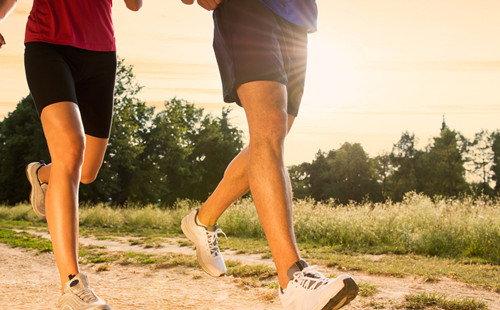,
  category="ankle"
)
[280,259,308,289]
[197,208,218,226]
[279,276,290,289]
[37,164,49,184]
